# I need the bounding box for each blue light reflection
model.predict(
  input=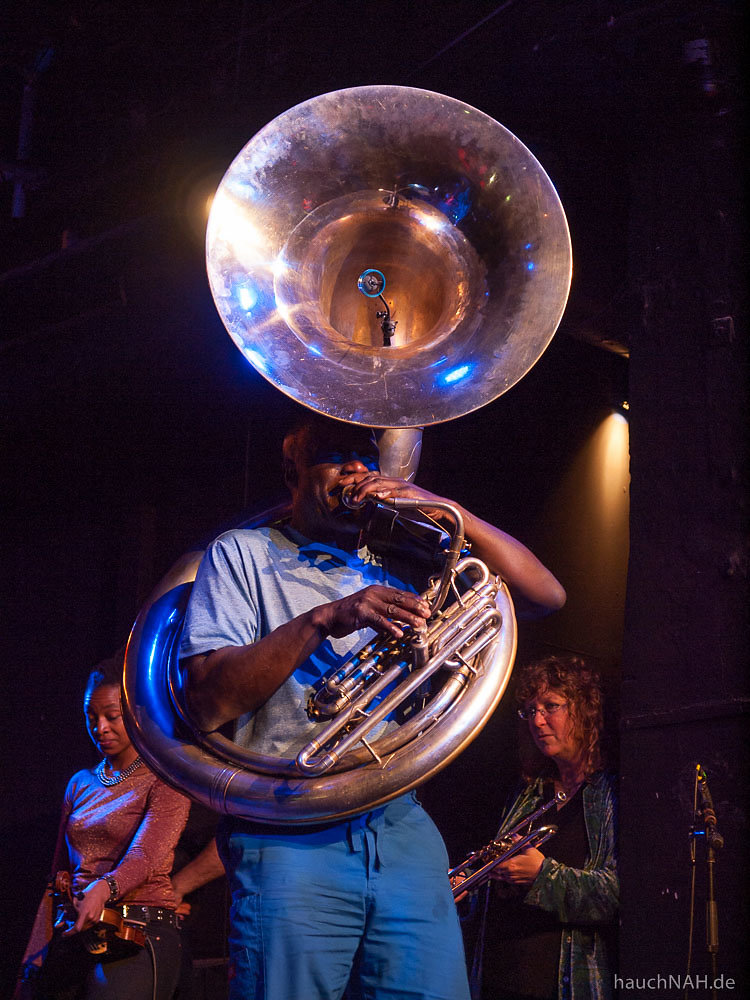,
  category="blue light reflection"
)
[428,355,448,368]
[243,347,269,372]
[236,282,259,311]
[442,364,471,385]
